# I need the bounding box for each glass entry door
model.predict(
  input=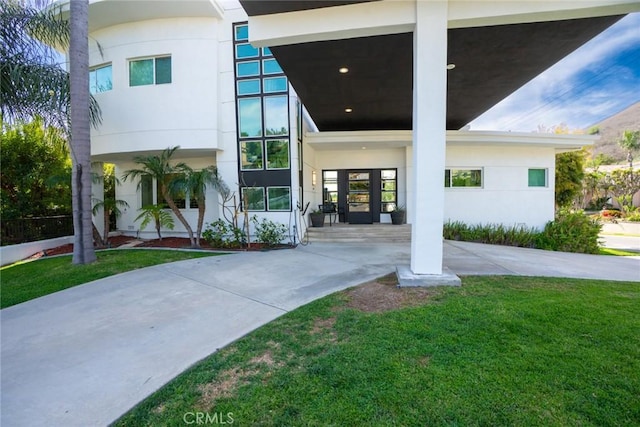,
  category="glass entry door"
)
[347,170,373,224]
